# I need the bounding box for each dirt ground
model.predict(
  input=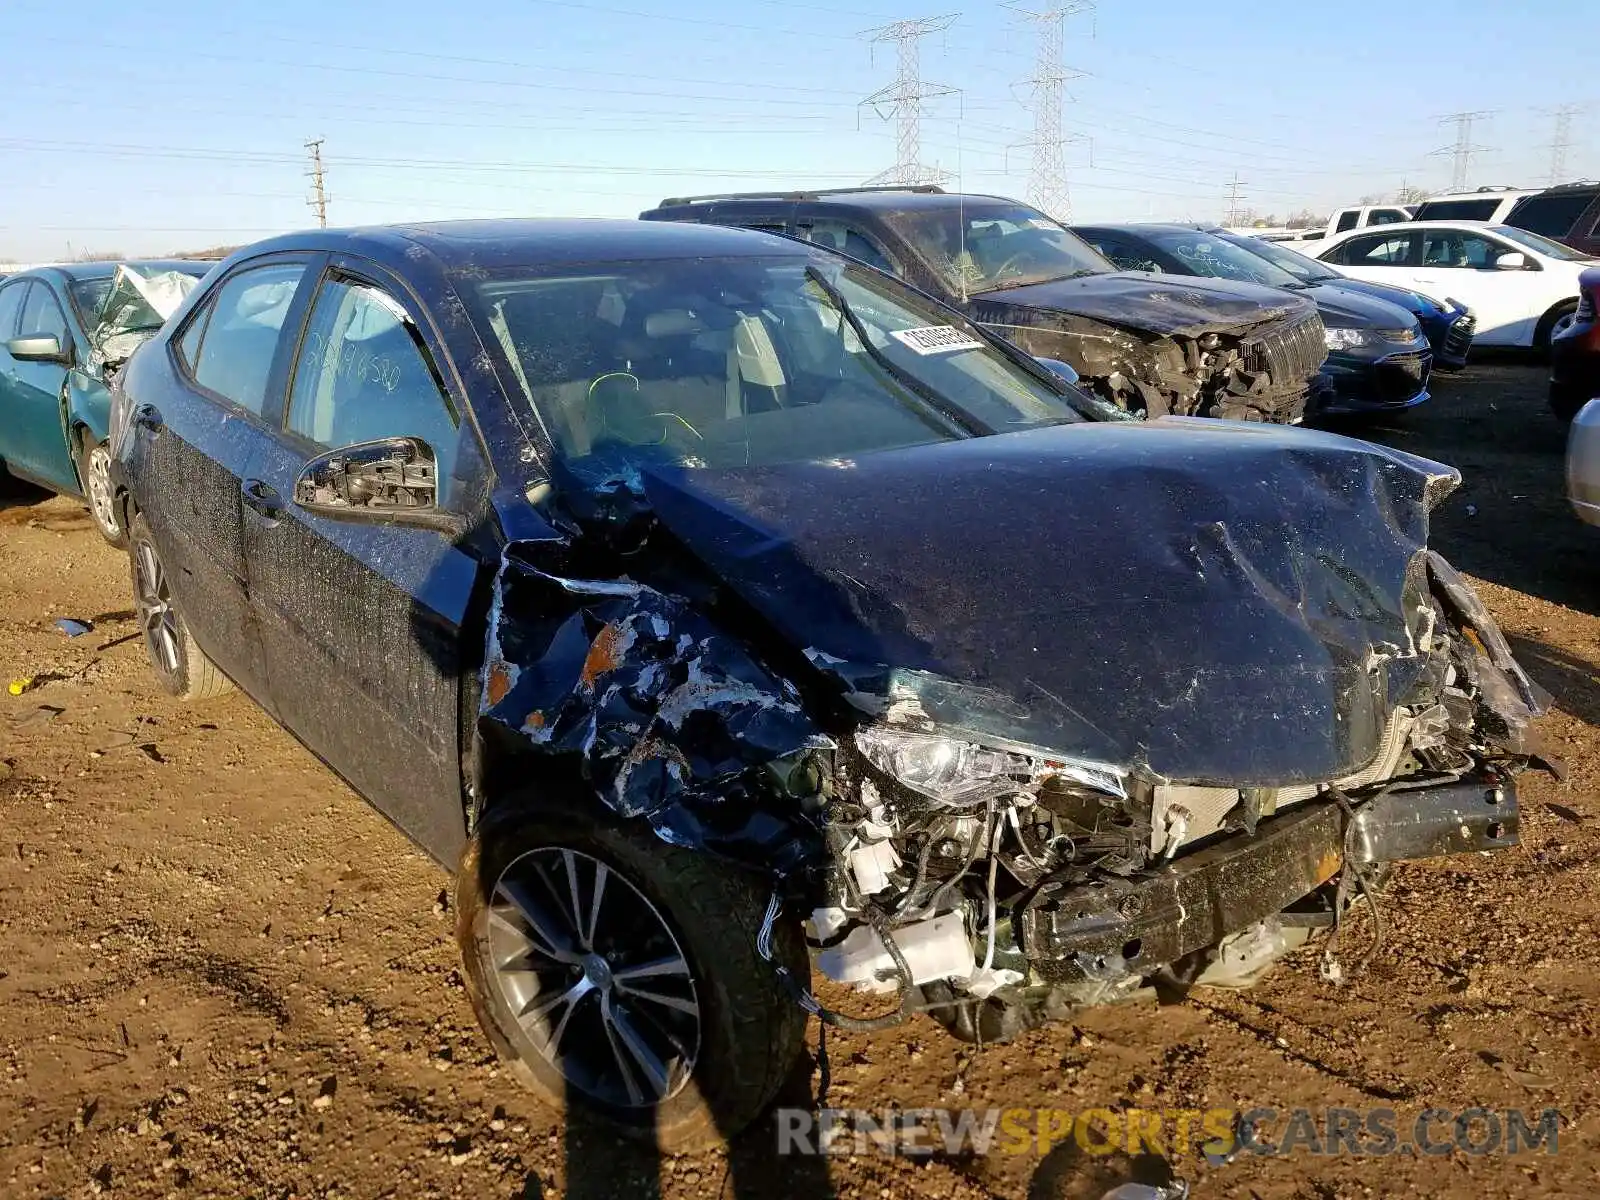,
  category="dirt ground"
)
[2,361,1598,1200]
